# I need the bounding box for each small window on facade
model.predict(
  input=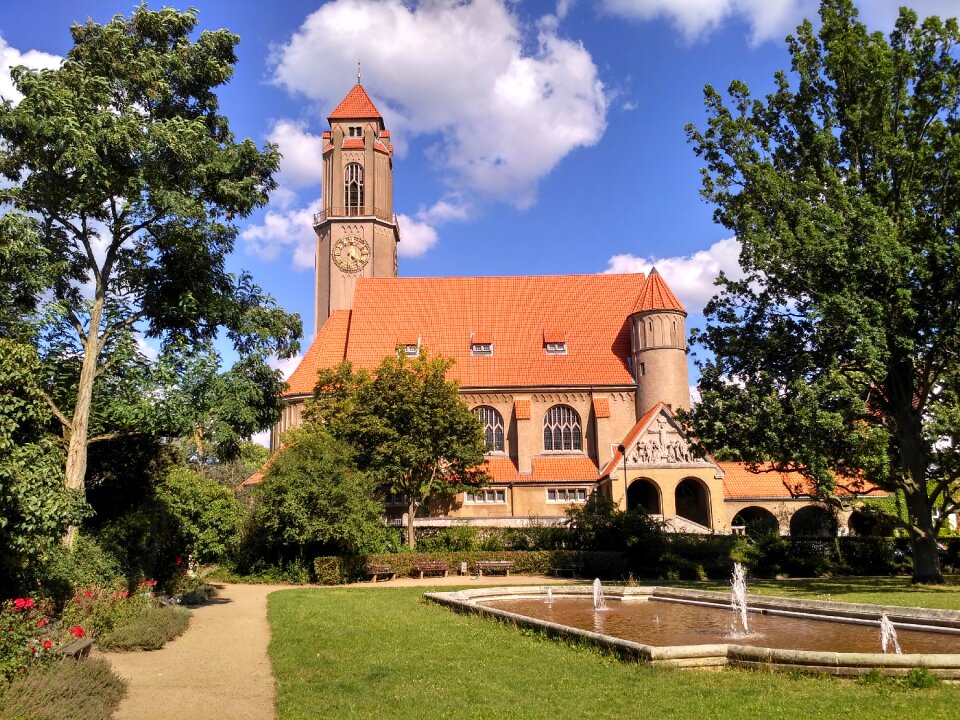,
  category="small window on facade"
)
[384,493,407,506]
[348,126,363,137]
[546,487,588,503]
[398,343,419,358]
[465,489,506,504]
[473,406,504,452]
[545,342,567,355]
[640,362,646,376]
[543,405,582,451]
[471,342,493,356]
